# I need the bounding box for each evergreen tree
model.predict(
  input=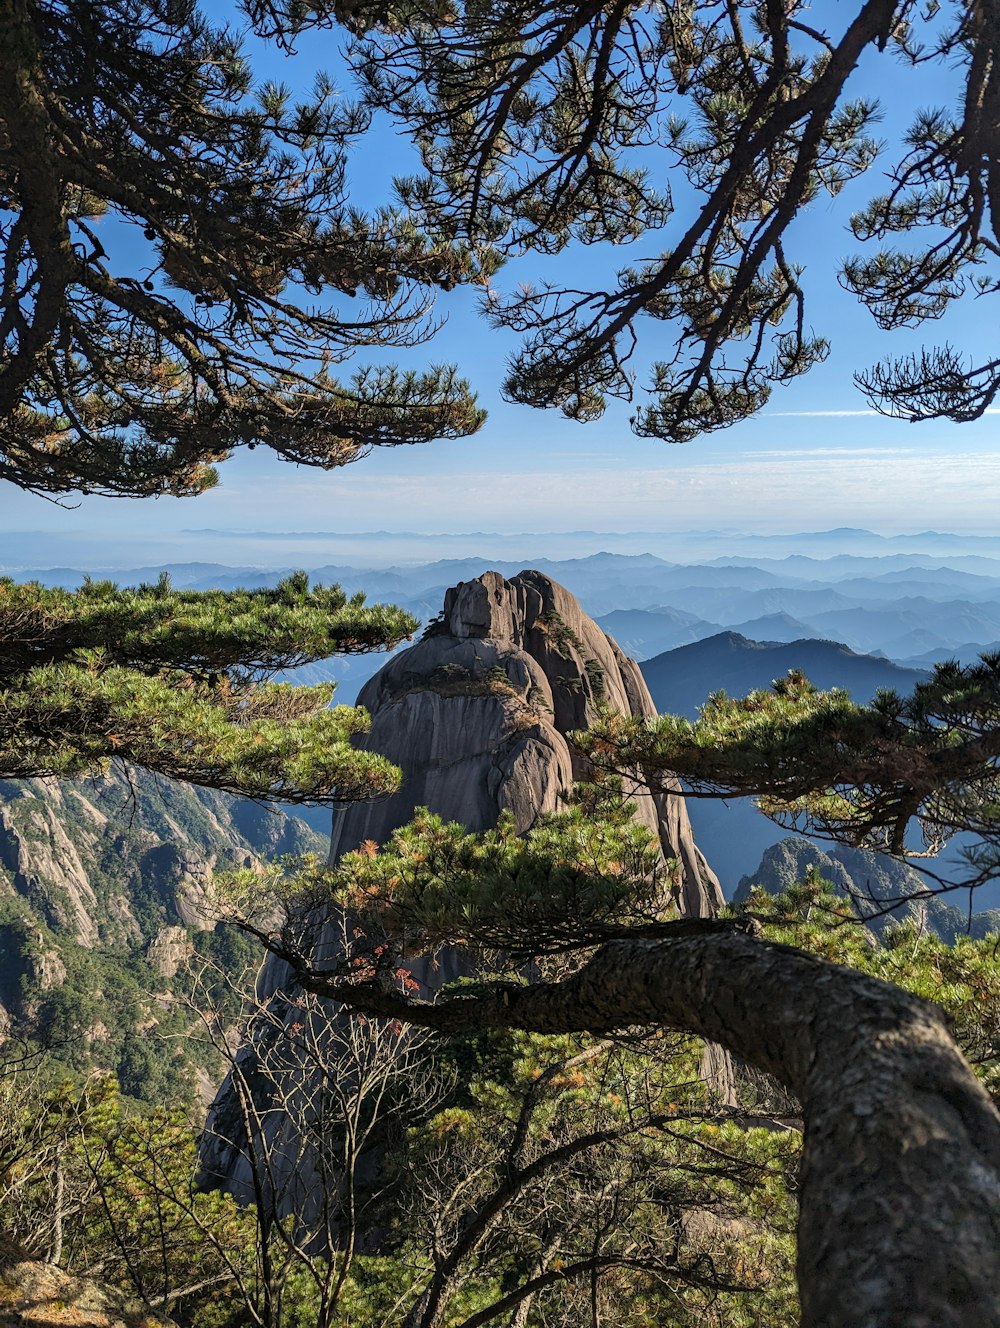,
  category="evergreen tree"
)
[579,659,1000,895]
[4,5,1000,1326]
[0,571,411,799]
[0,0,489,497]
[262,0,1000,432]
[237,795,1000,1328]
